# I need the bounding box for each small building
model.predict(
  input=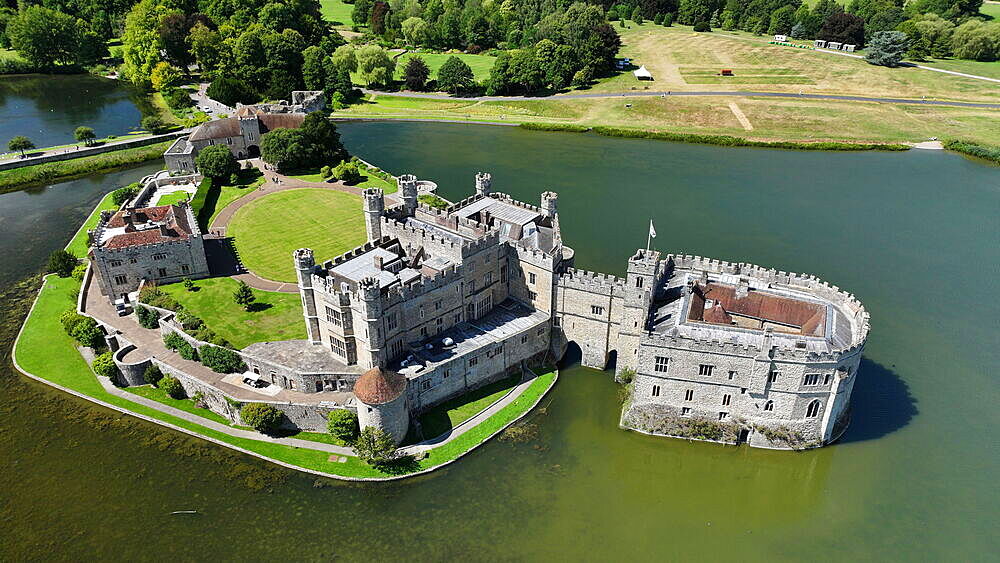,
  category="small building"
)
[827,41,842,50]
[773,34,787,42]
[633,65,653,80]
[843,44,856,52]
[814,40,827,48]
[721,69,734,76]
